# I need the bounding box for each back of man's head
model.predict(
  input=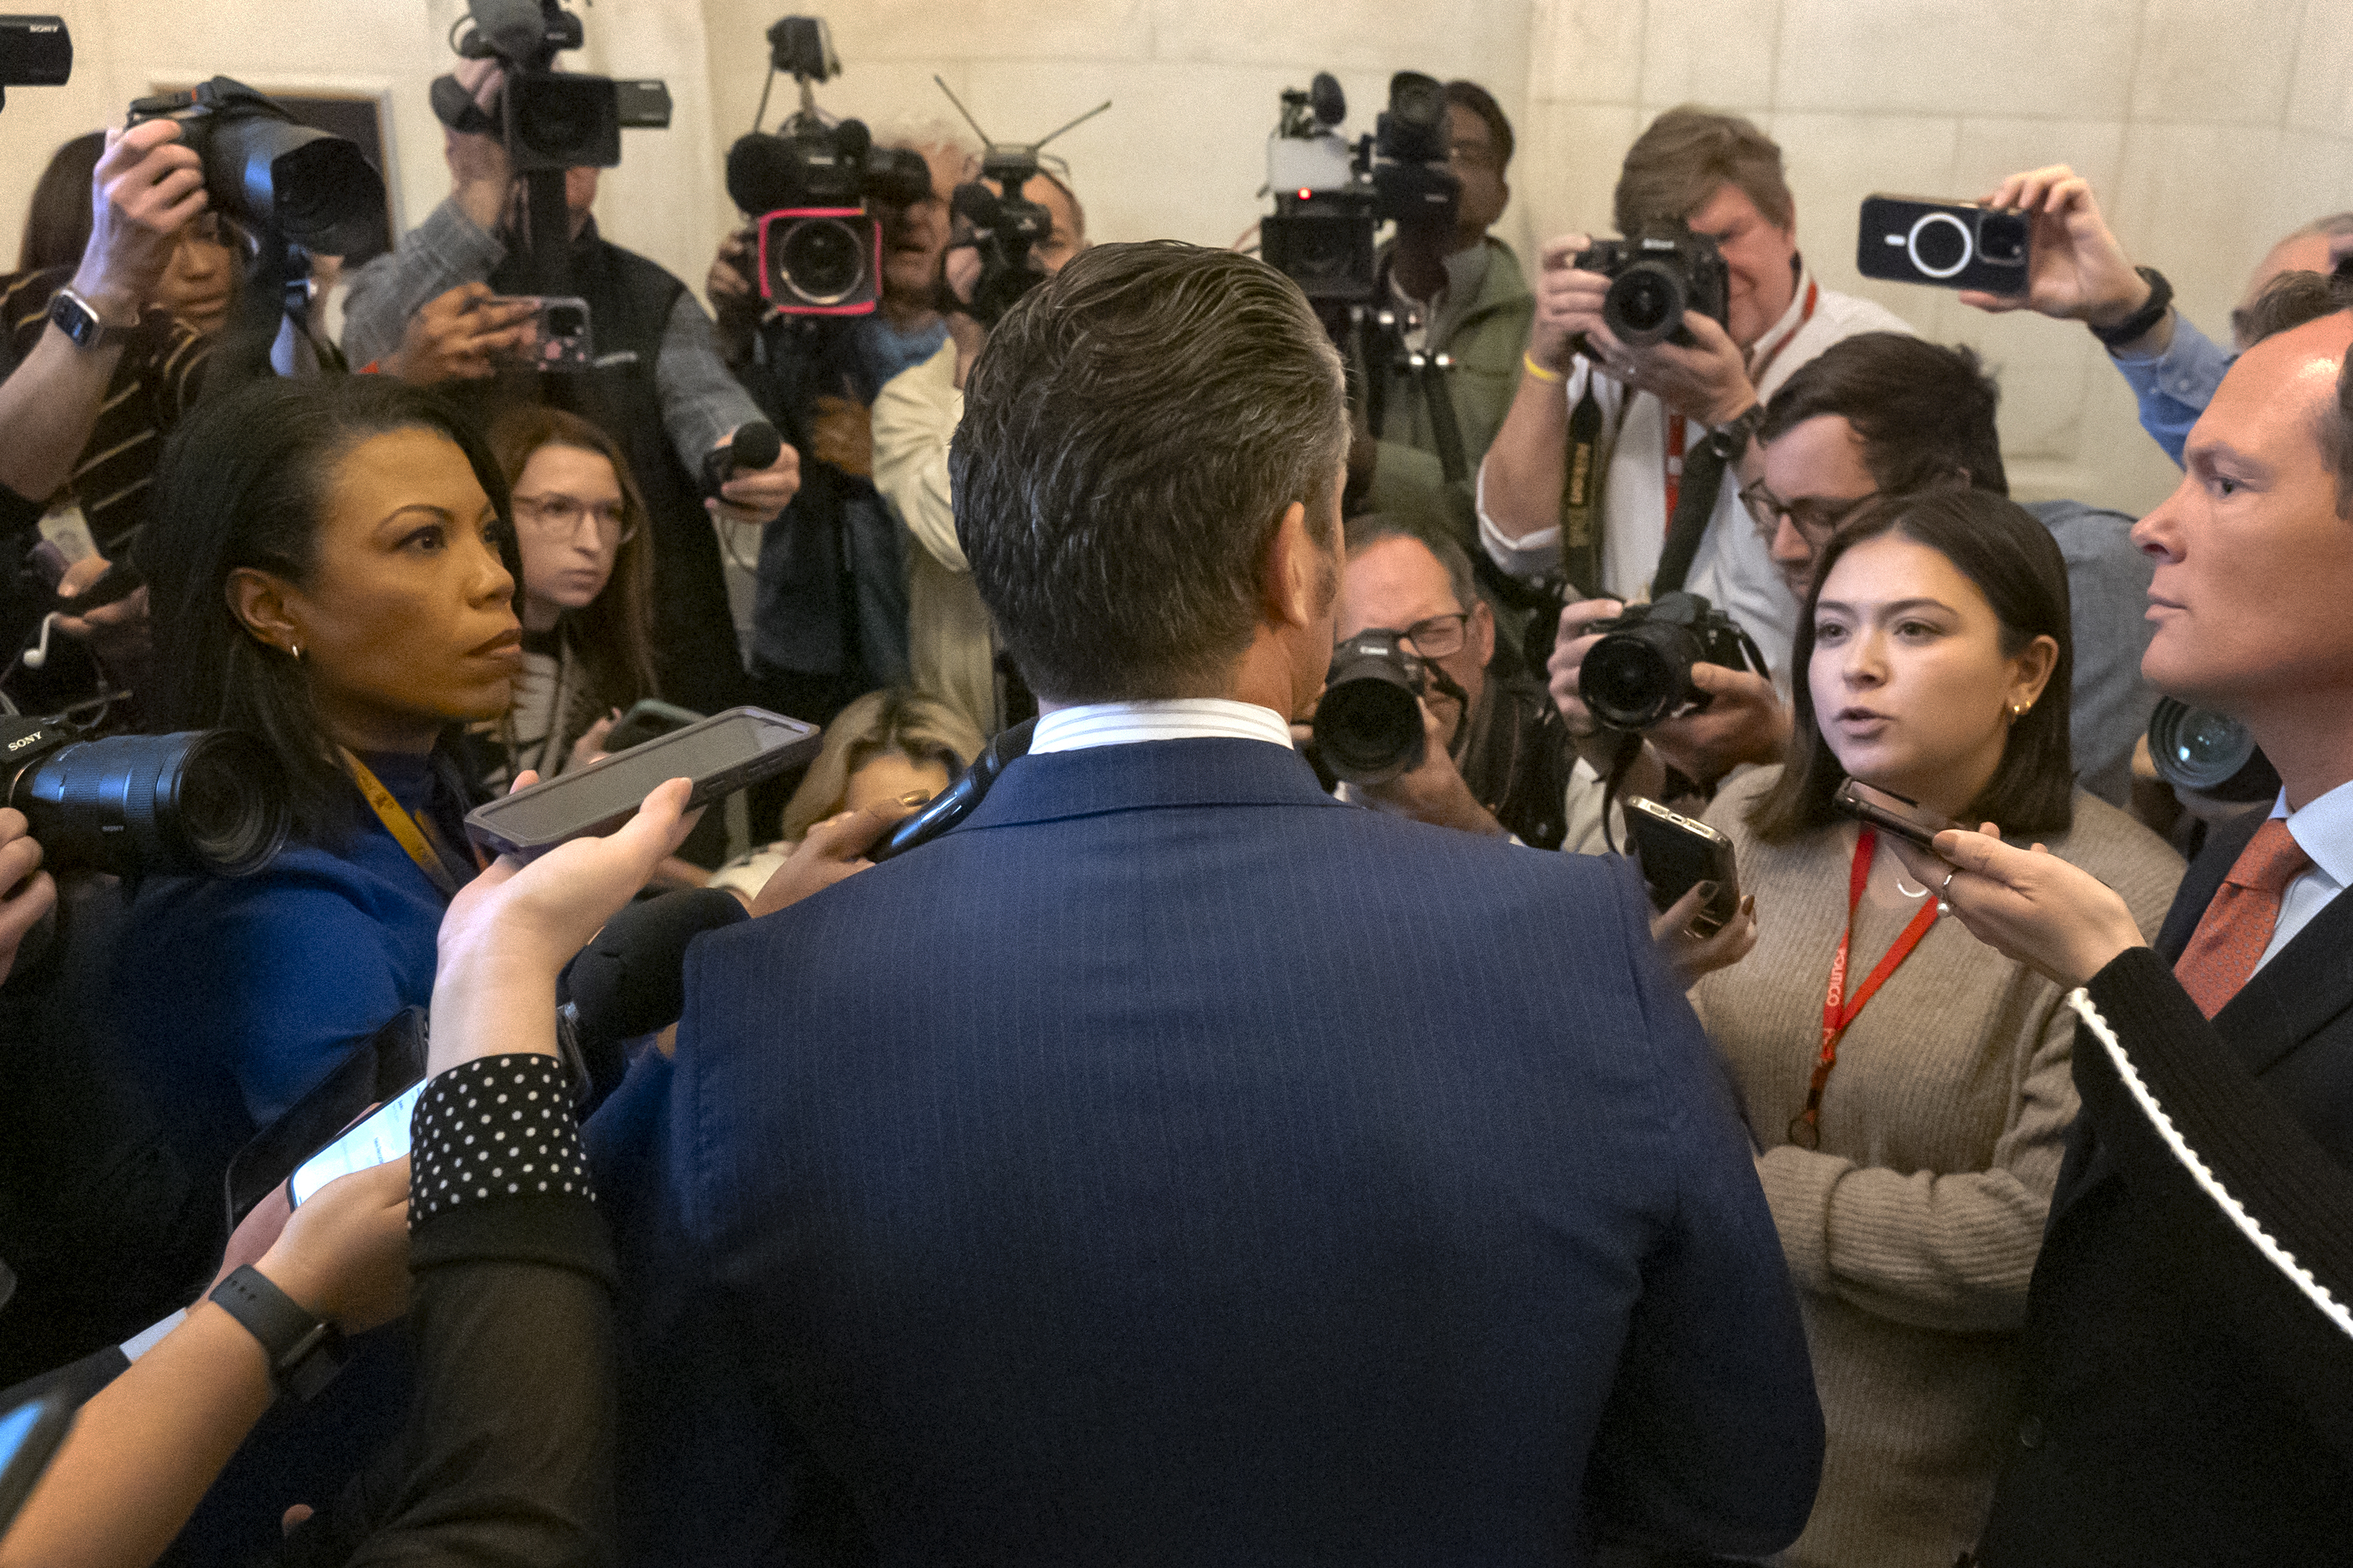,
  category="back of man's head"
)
[952,241,1348,703]
[1760,332,2008,497]
[1614,106,1793,236]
